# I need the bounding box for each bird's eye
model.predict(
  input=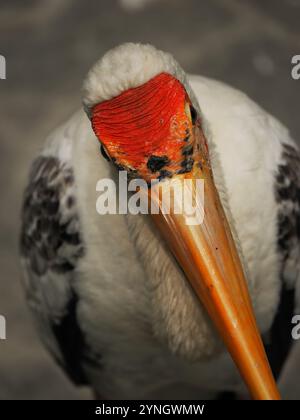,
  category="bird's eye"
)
[185,103,198,125]
[190,105,197,125]
[100,144,110,161]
